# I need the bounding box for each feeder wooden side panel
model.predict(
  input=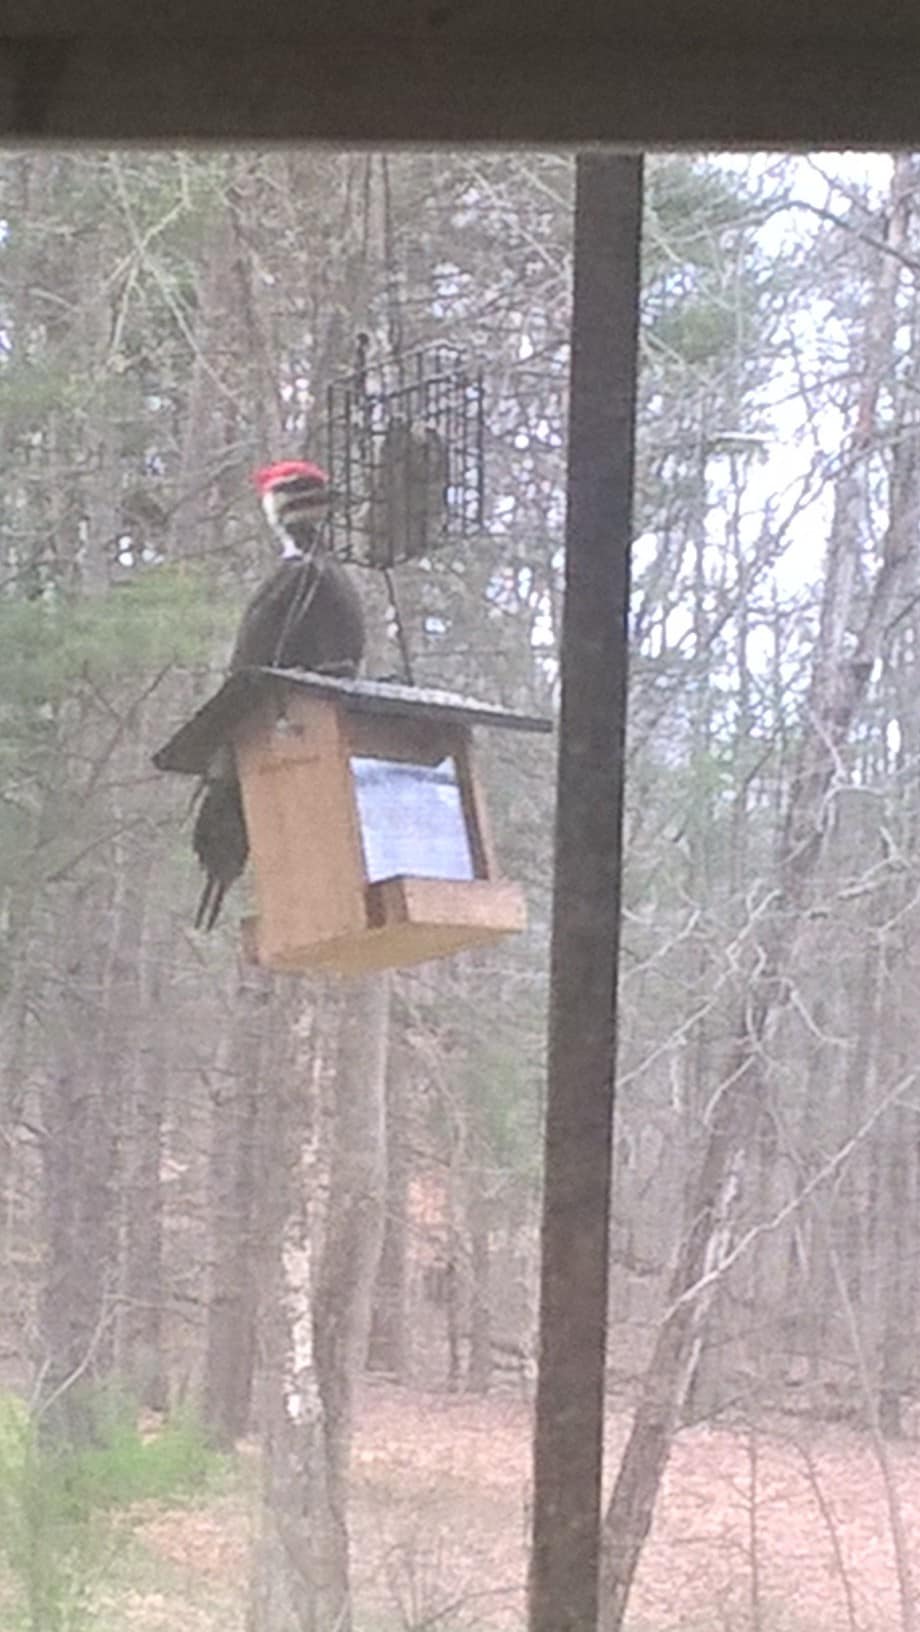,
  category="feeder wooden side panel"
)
[455,740,498,880]
[235,692,366,965]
